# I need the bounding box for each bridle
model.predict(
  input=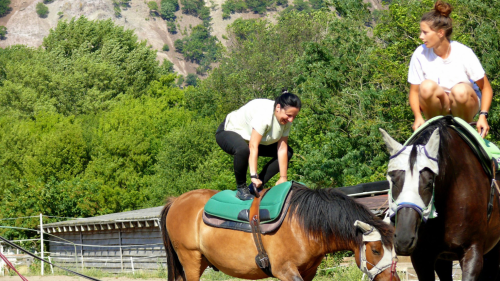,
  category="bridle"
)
[387,145,439,223]
[355,220,398,281]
